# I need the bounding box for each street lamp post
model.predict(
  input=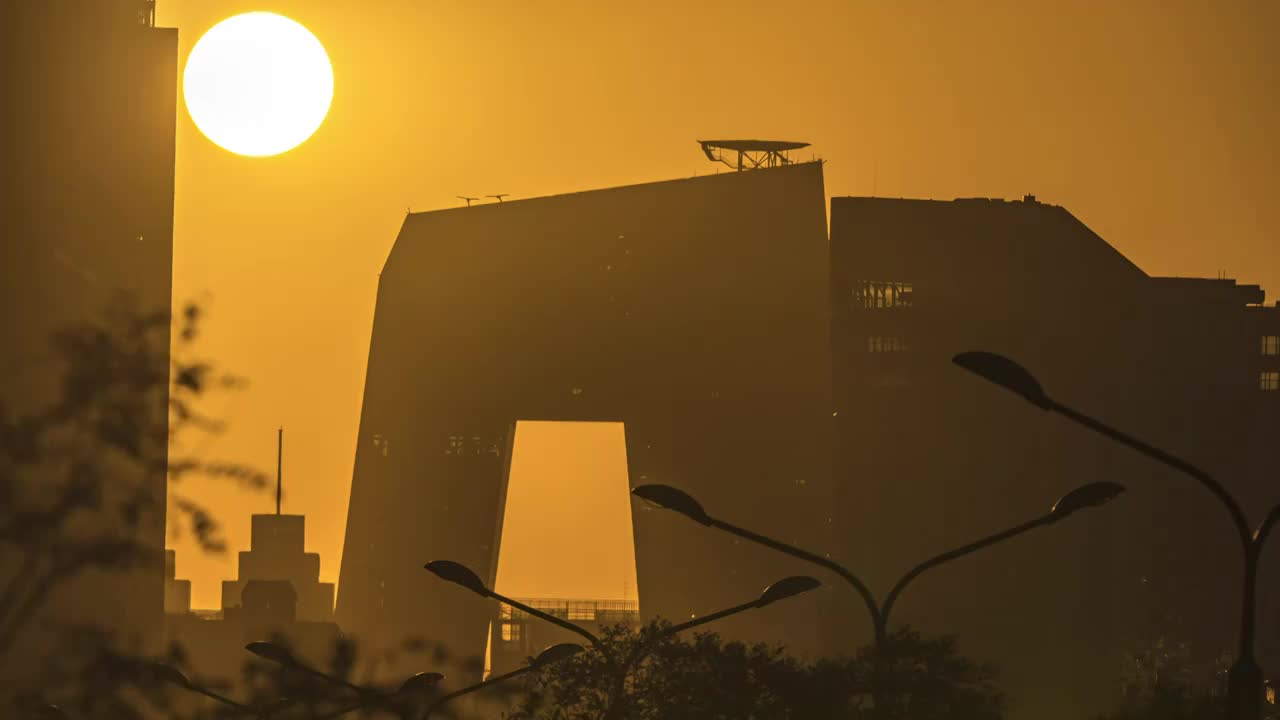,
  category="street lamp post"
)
[422,642,583,719]
[632,480,1122,713]
[246,641,444,719]
[423,560,821,718]
[954,350,1280,720]
[313,671,447,719]
[150,662,277,717]
[631,480,1124,646]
